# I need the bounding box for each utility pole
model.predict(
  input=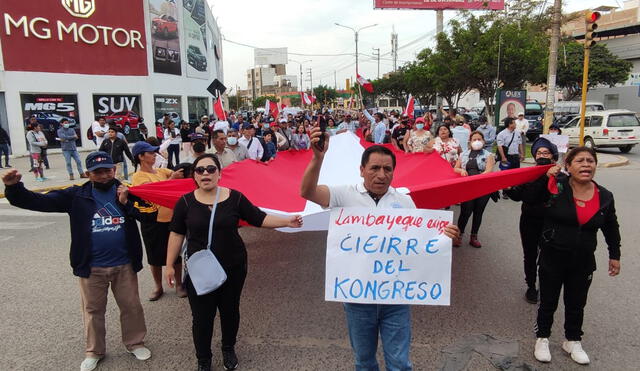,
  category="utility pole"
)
[372,47,380,79]
[579,10,601,146]
[391,26,398,71]
[435,10,444,121]
[335,22,377,109]
[542,0,562,135]
[306,67,313,95]
[236,84,240,111]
